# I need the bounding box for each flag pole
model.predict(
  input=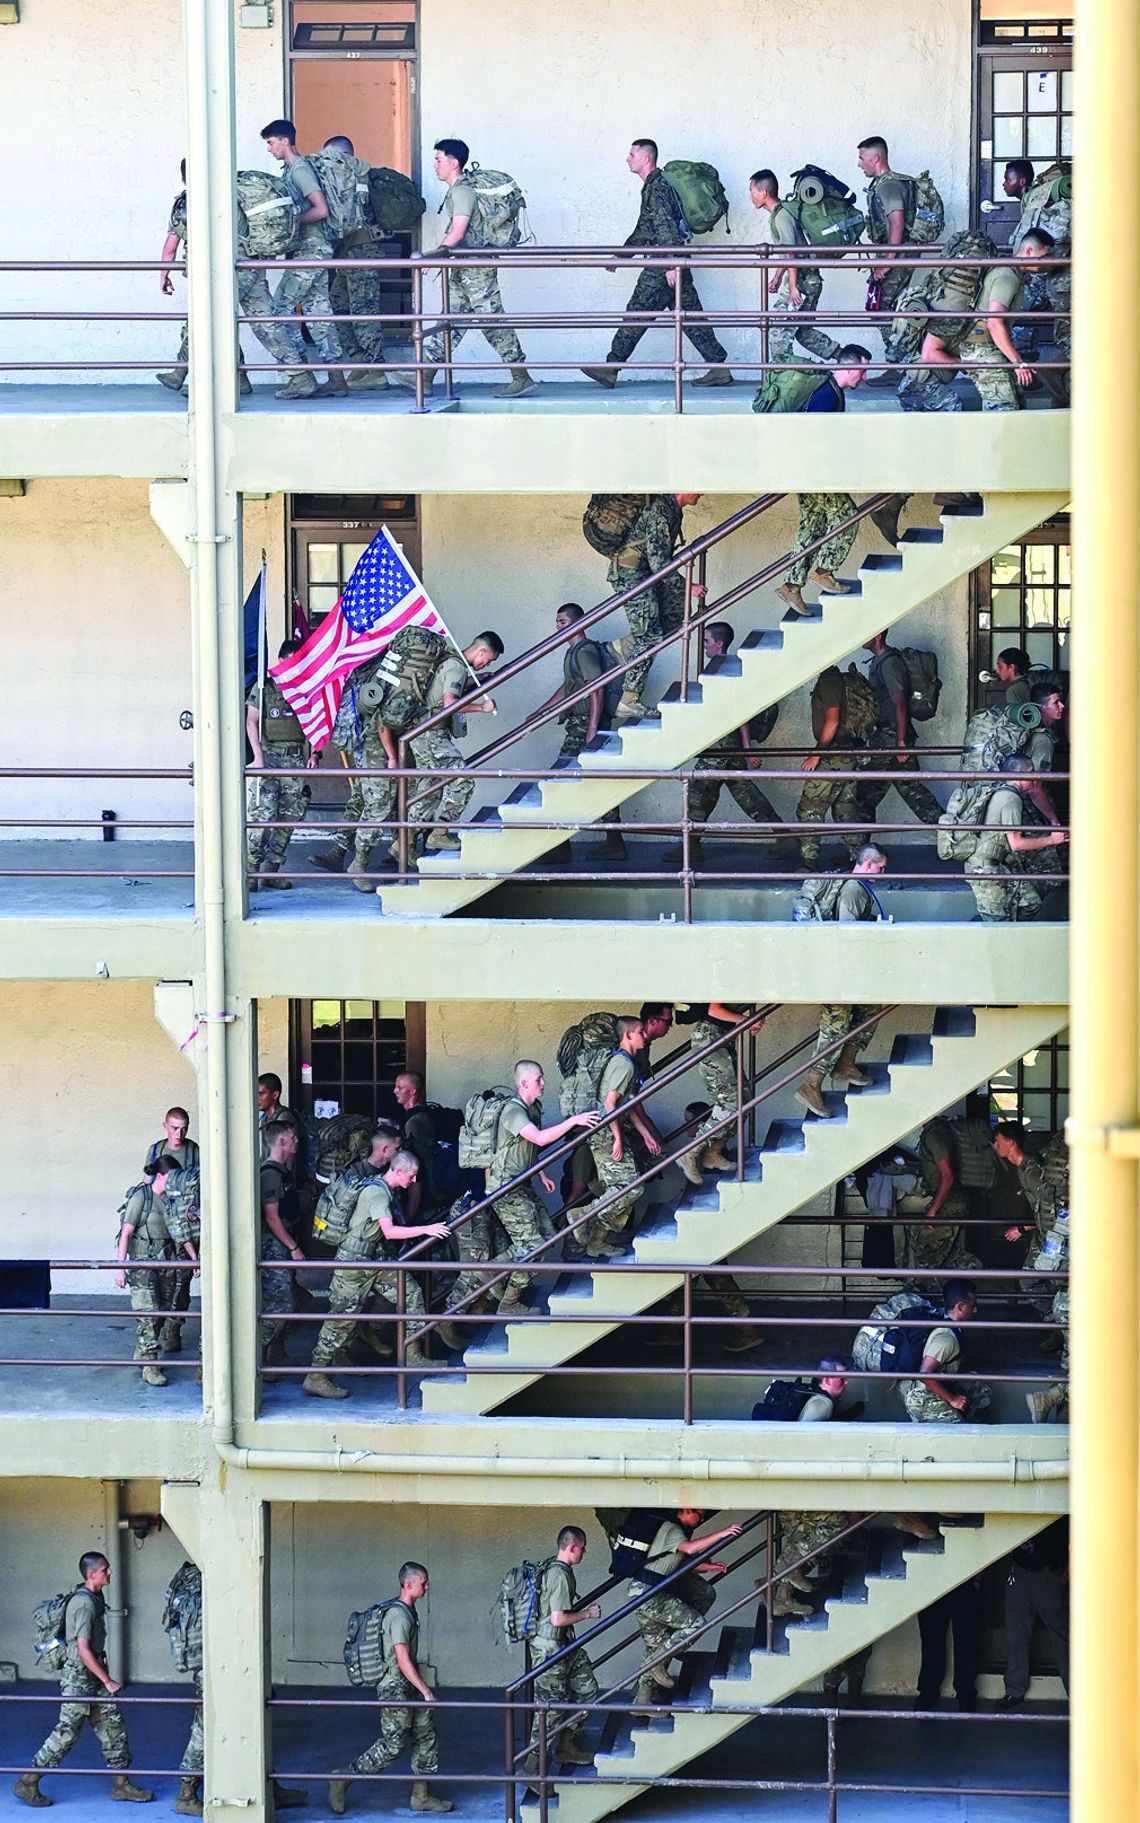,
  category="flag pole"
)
[254,553,268,807]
